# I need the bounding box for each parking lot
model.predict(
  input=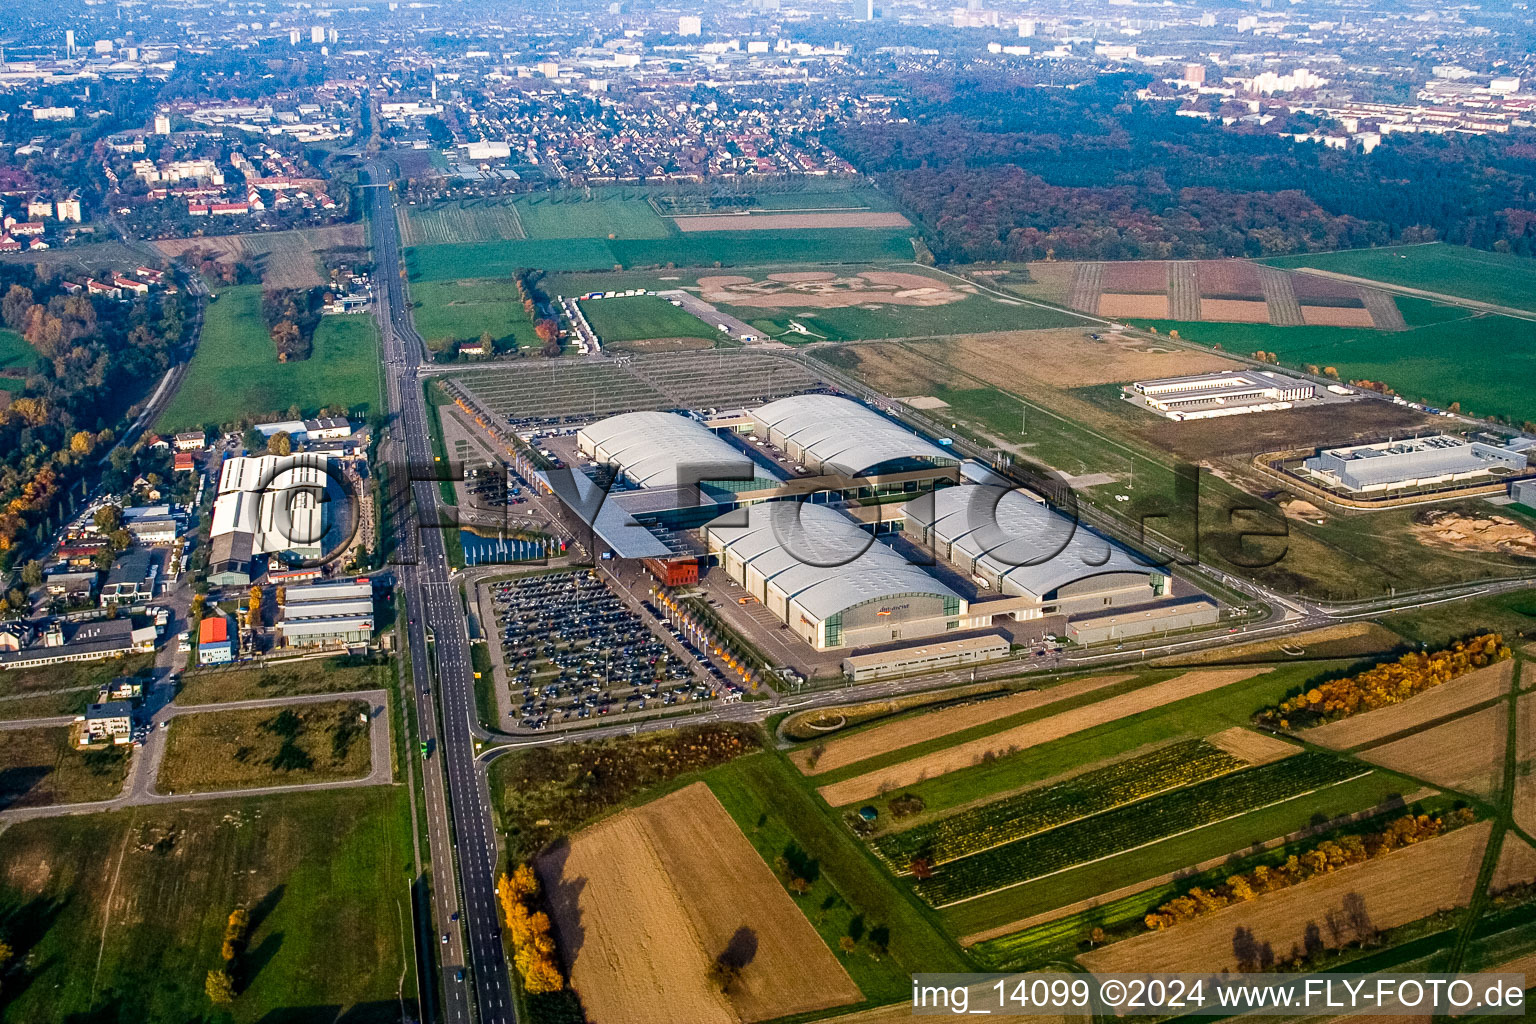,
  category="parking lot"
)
[492,570,741,730]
